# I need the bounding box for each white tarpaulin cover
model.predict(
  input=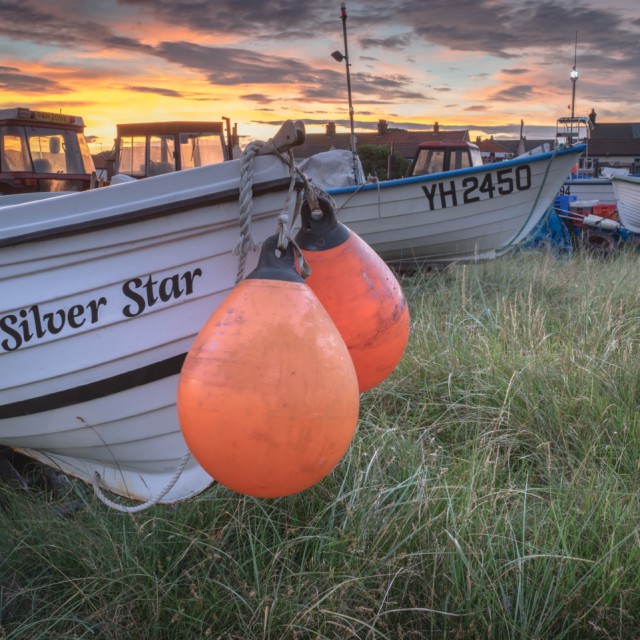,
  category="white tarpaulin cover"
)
[299,150,364,190]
